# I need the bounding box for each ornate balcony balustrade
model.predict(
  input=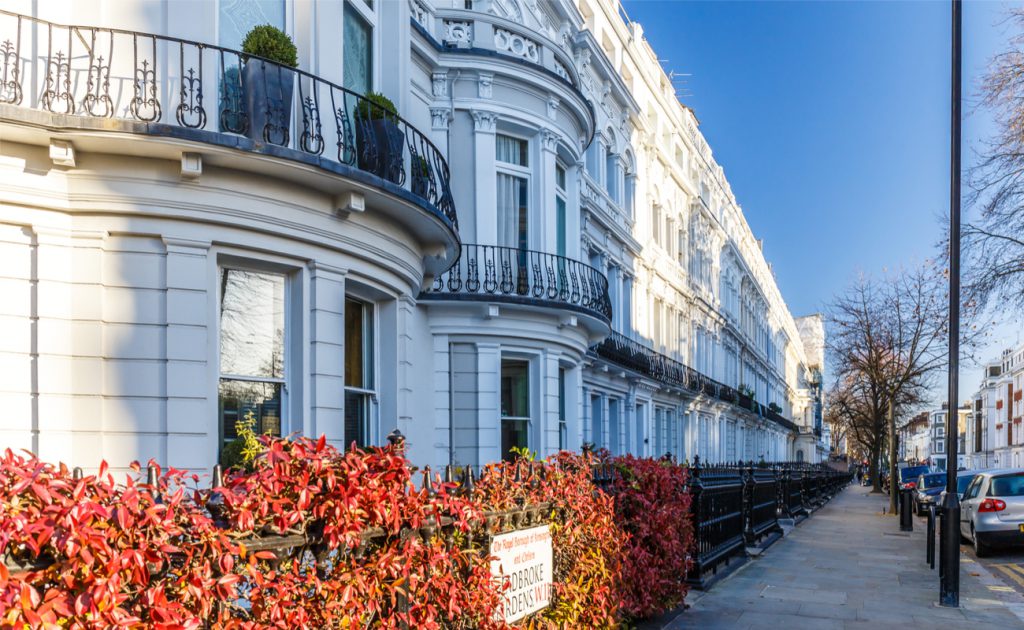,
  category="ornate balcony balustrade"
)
[409,4,580,90]
[591,332,798,432]
[0,10,456,228]
[420,243,612,323]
